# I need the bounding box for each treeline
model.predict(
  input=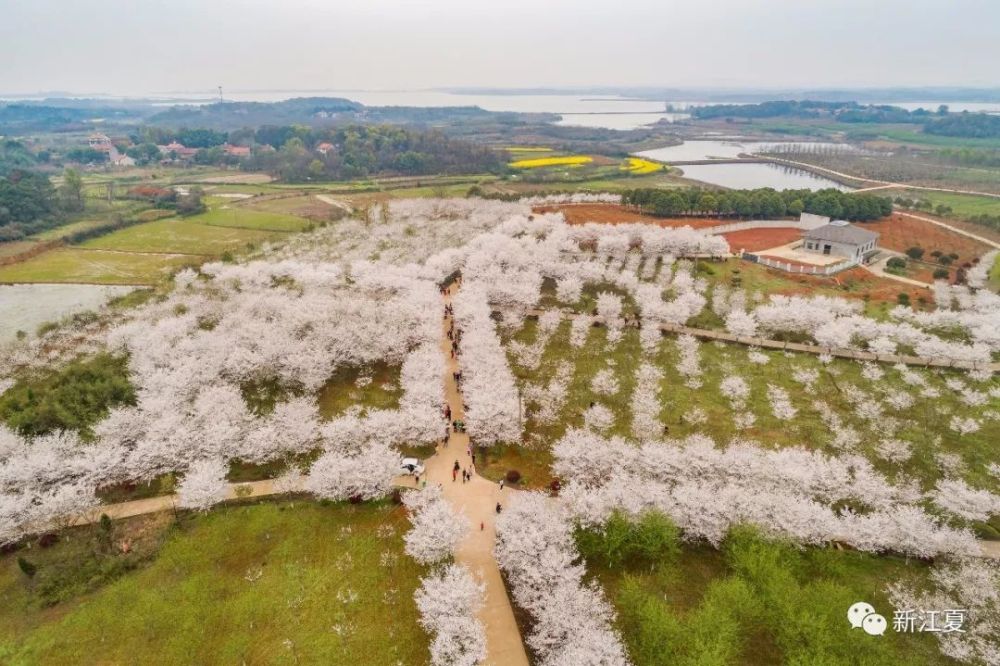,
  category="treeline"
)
[691,100,1000,138]
[621,187,893,221]
[0,169,60,241]
[242,125,504,182]
[691,100,858,120]
[924,113,1000,139]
